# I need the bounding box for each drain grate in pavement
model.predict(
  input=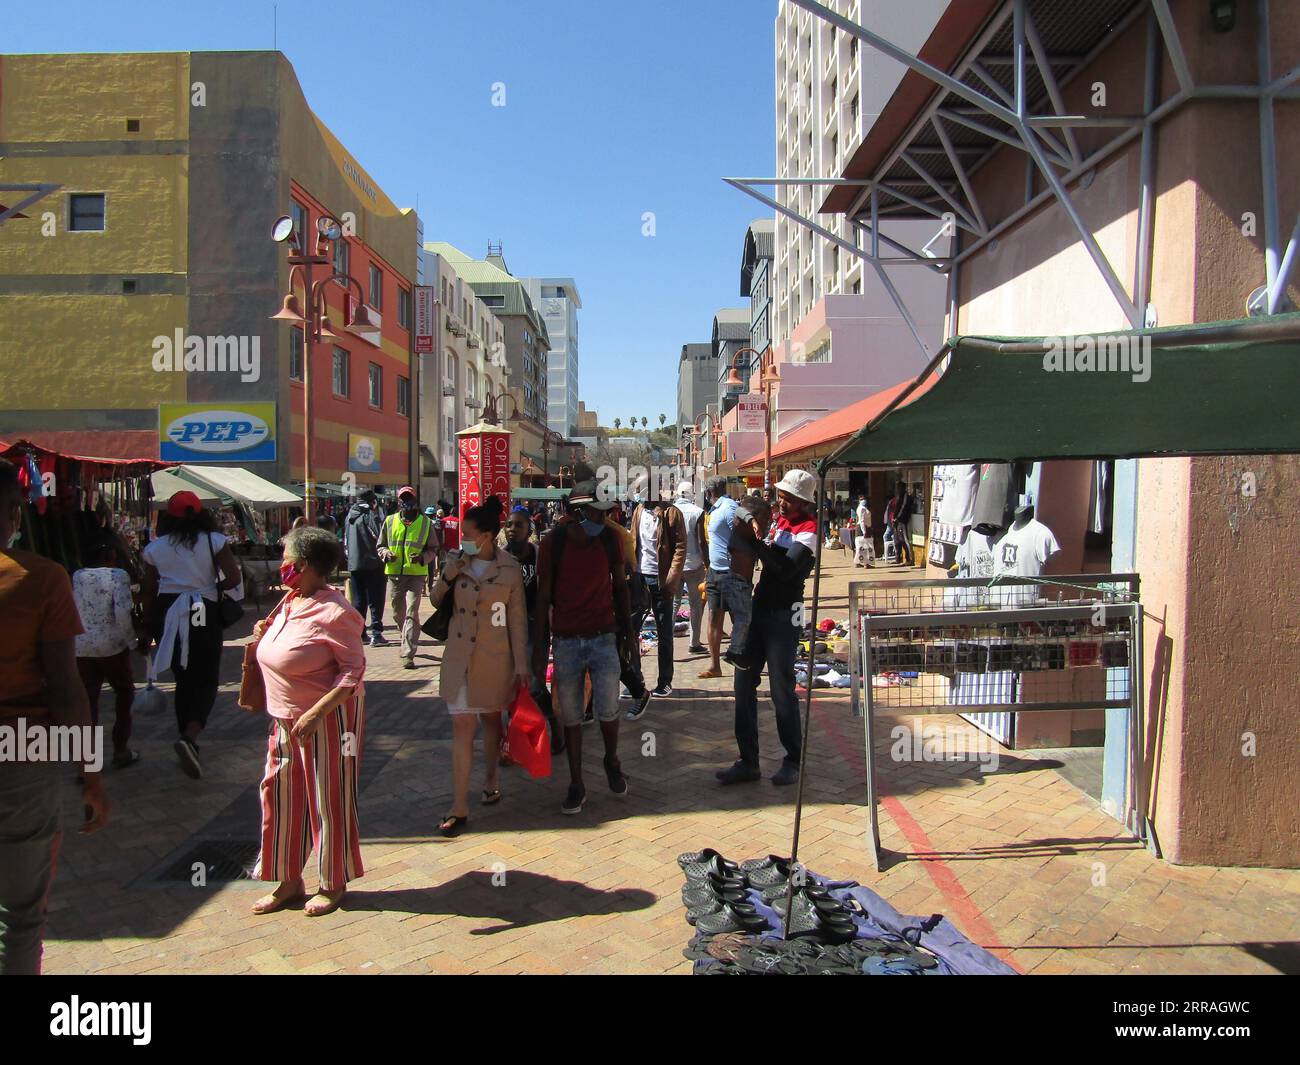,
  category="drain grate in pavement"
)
[160,839,262,882]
